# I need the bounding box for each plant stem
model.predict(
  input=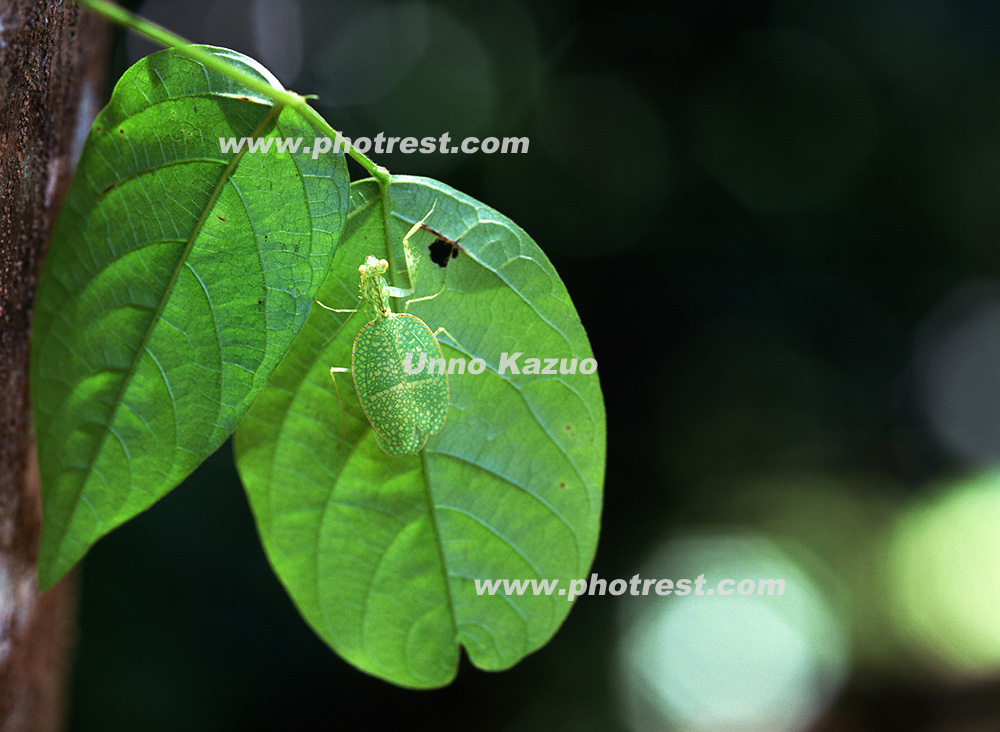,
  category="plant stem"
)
[74,0,390,184]
[379,178,404,298]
